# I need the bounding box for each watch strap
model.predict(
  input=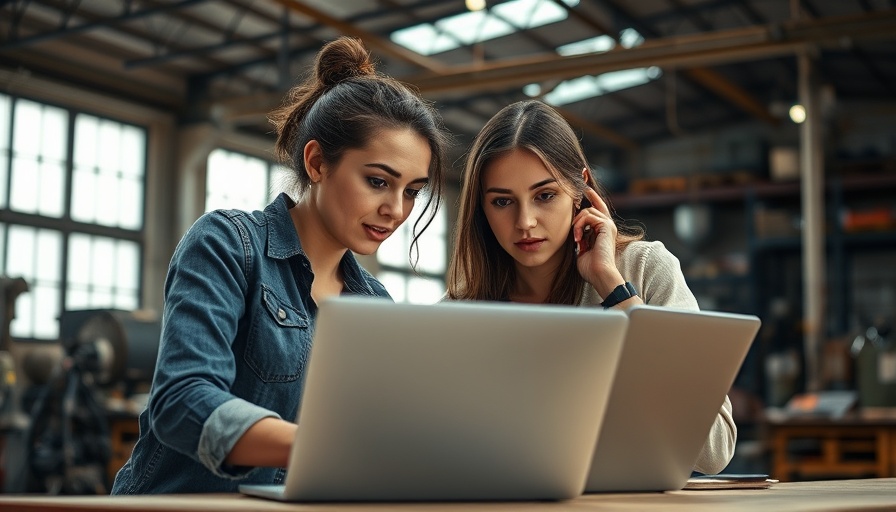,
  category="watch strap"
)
[600,281,638,309]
